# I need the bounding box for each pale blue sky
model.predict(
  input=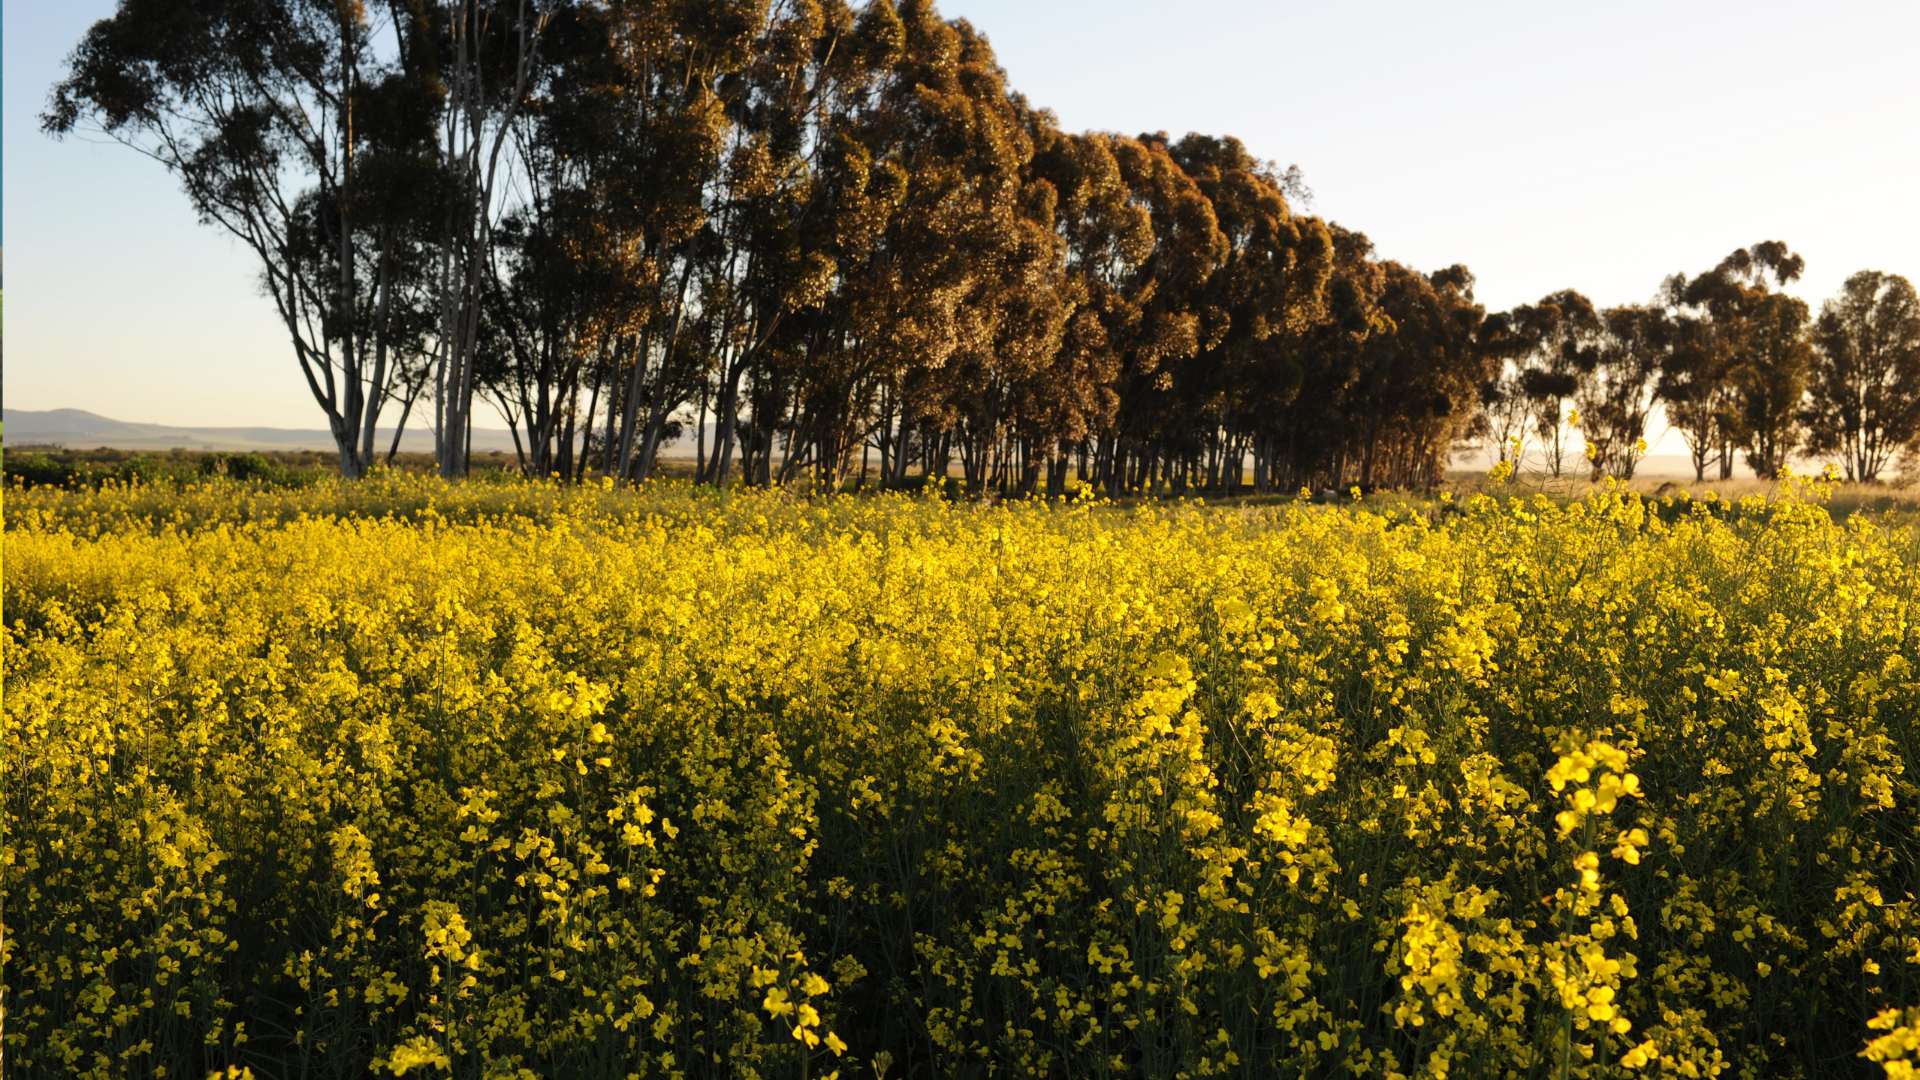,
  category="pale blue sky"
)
[5,1,1918,434]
